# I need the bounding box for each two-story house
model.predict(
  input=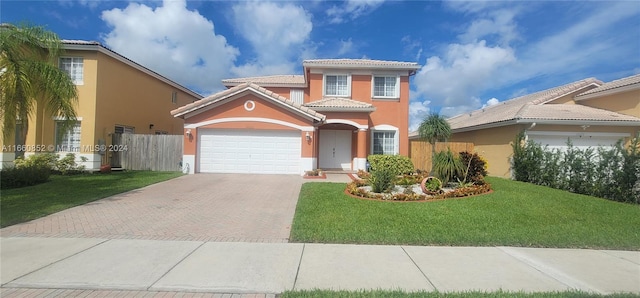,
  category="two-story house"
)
[0,40,203,170]
[171,59,421,174]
